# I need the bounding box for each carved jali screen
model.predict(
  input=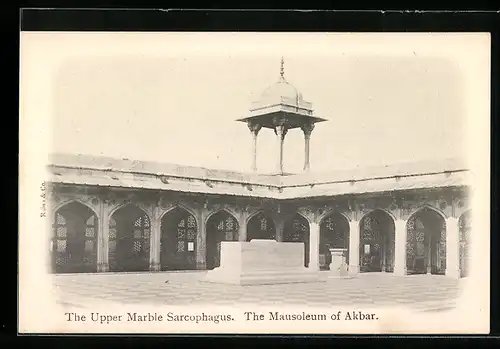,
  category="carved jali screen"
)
[284,215,310,267]
[108,212,150,272]
[52,204,97,273]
